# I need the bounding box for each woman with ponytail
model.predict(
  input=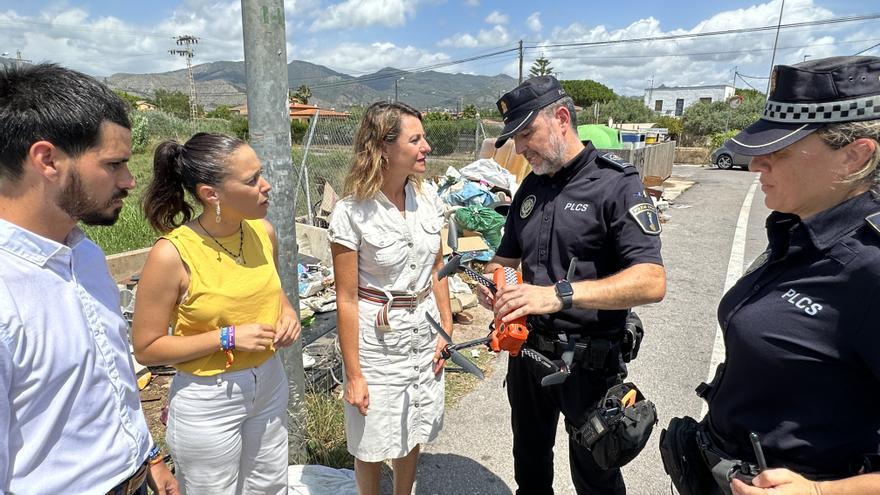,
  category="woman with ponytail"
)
[328,102,453,495]
[132,132,300,495]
